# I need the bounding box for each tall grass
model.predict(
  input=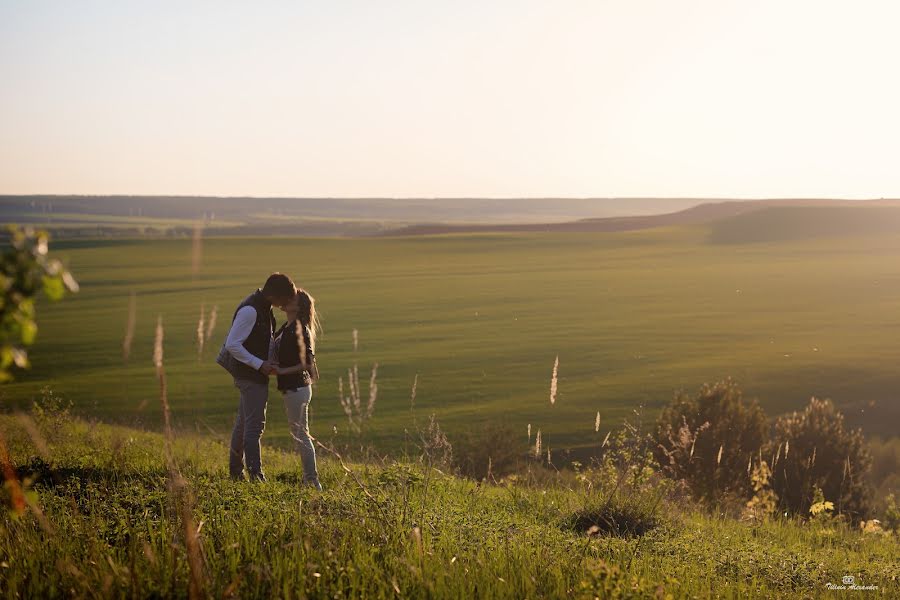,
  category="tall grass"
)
[2,410,896,598]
